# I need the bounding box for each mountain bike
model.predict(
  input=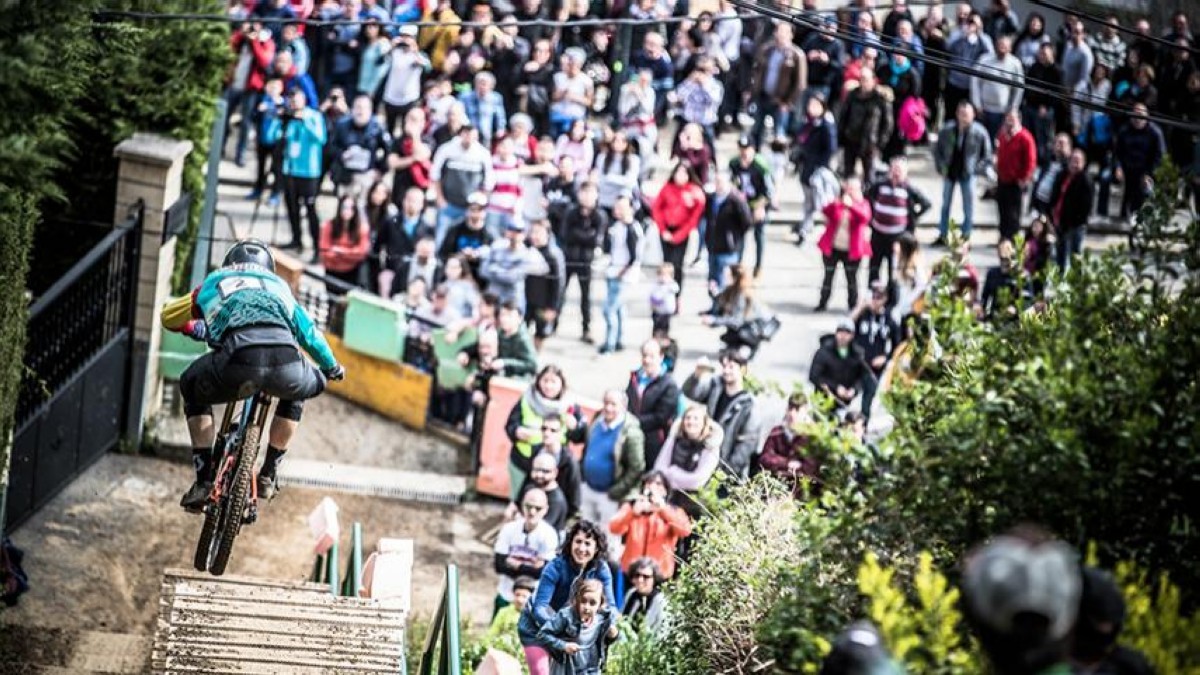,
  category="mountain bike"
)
[193,391,273,576]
